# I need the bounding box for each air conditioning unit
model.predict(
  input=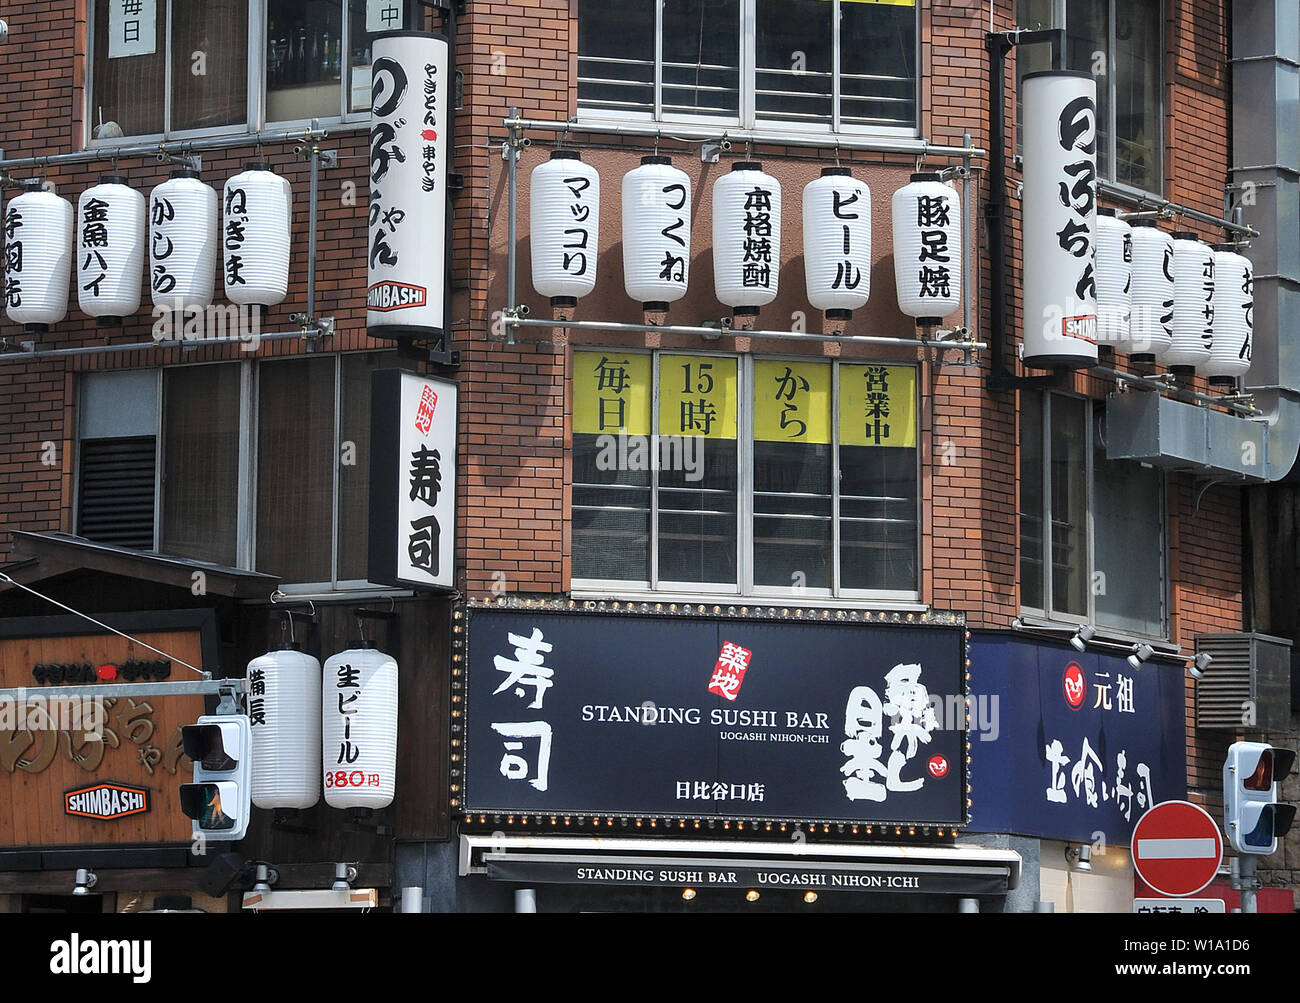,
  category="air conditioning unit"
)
[1194,632,1292,732]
